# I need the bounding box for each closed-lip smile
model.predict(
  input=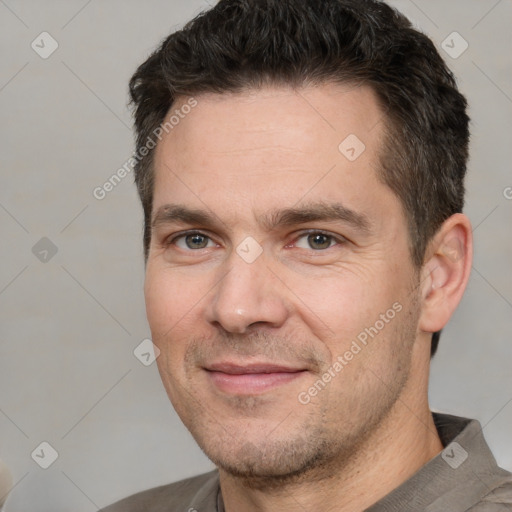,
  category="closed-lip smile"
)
[204,361,308,394]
